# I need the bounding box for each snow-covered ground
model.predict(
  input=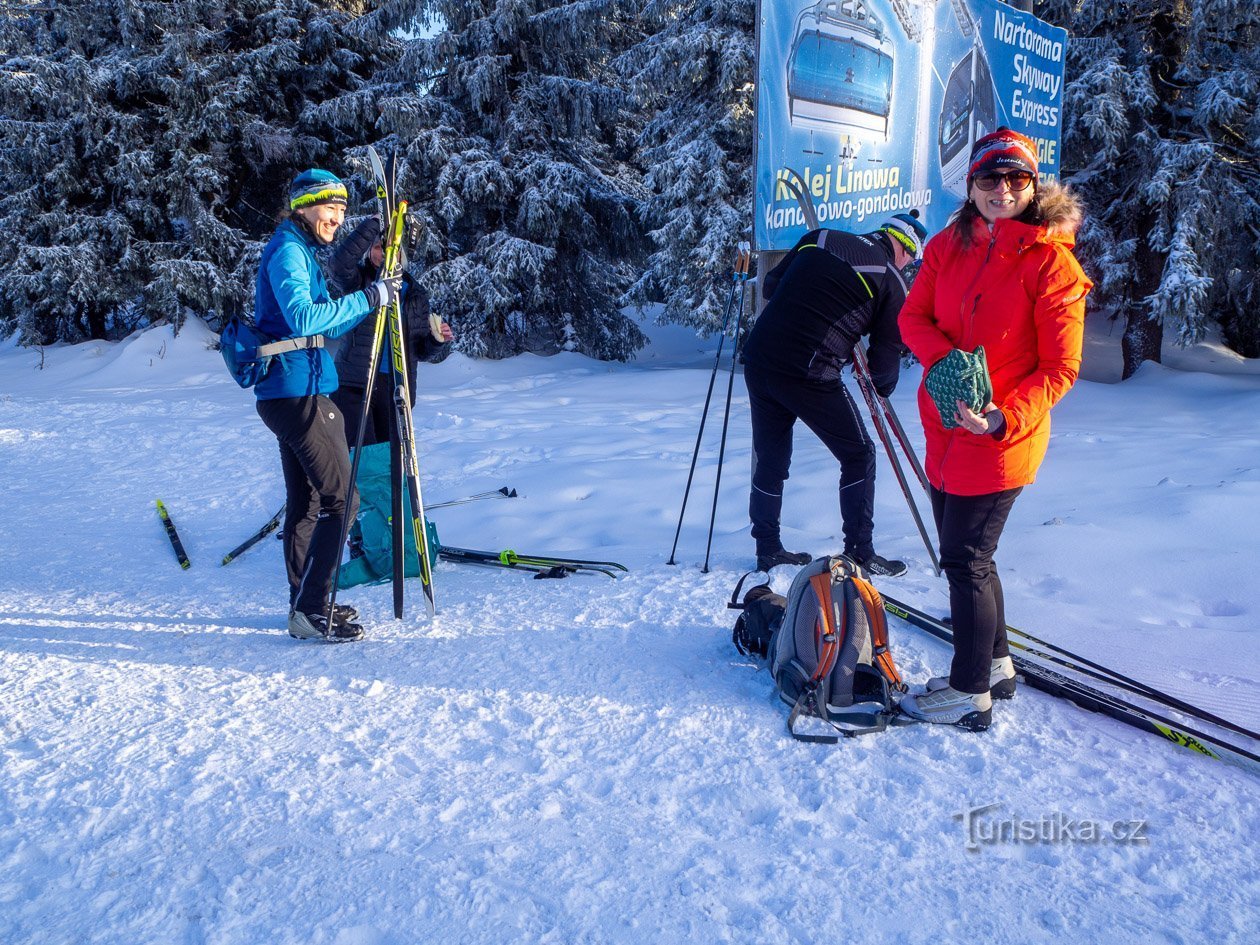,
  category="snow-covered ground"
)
[1,314,1257,944]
